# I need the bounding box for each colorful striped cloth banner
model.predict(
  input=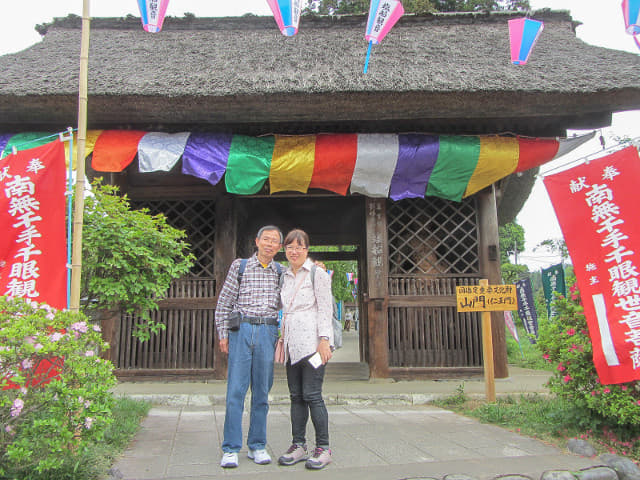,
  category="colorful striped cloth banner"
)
[0,130,595,202]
